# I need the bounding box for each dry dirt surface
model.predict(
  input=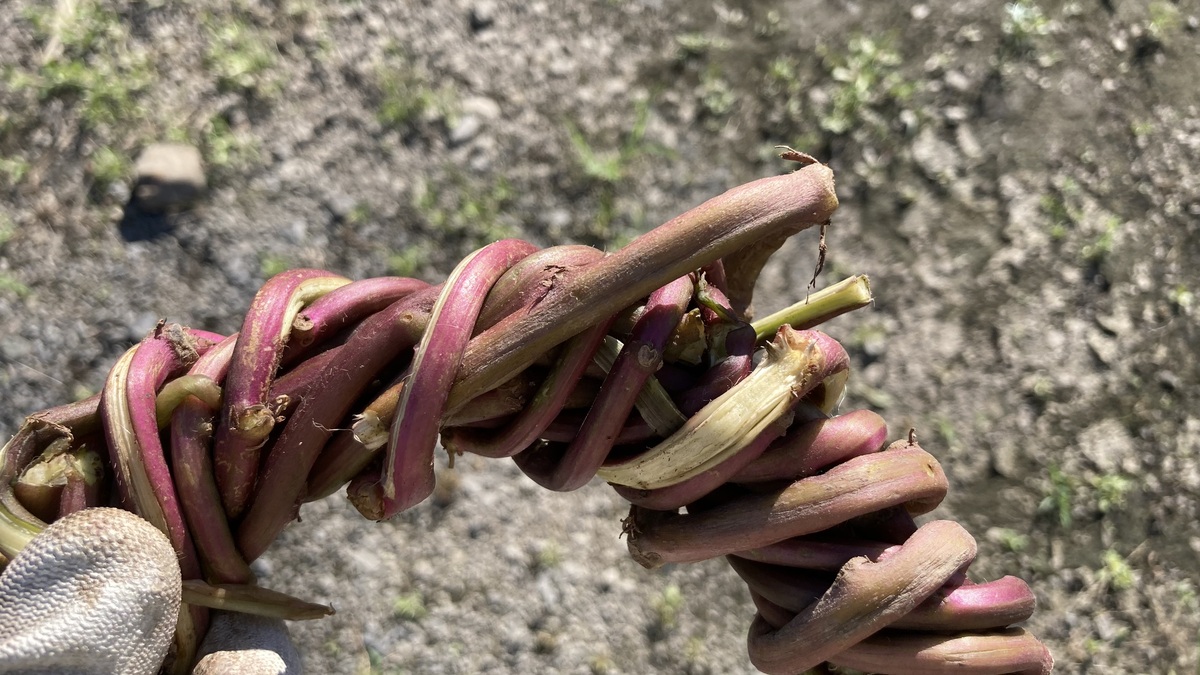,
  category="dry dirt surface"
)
[2,1,1199,673]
